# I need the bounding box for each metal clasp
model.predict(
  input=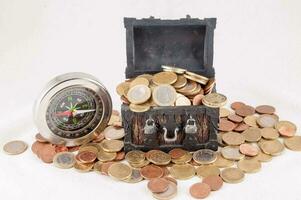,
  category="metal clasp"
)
[163,127,178,142]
